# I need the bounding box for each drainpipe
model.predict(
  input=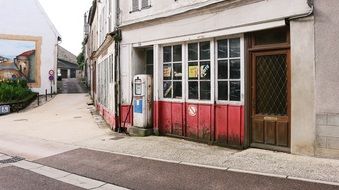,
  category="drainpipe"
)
[113,0,122,132]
